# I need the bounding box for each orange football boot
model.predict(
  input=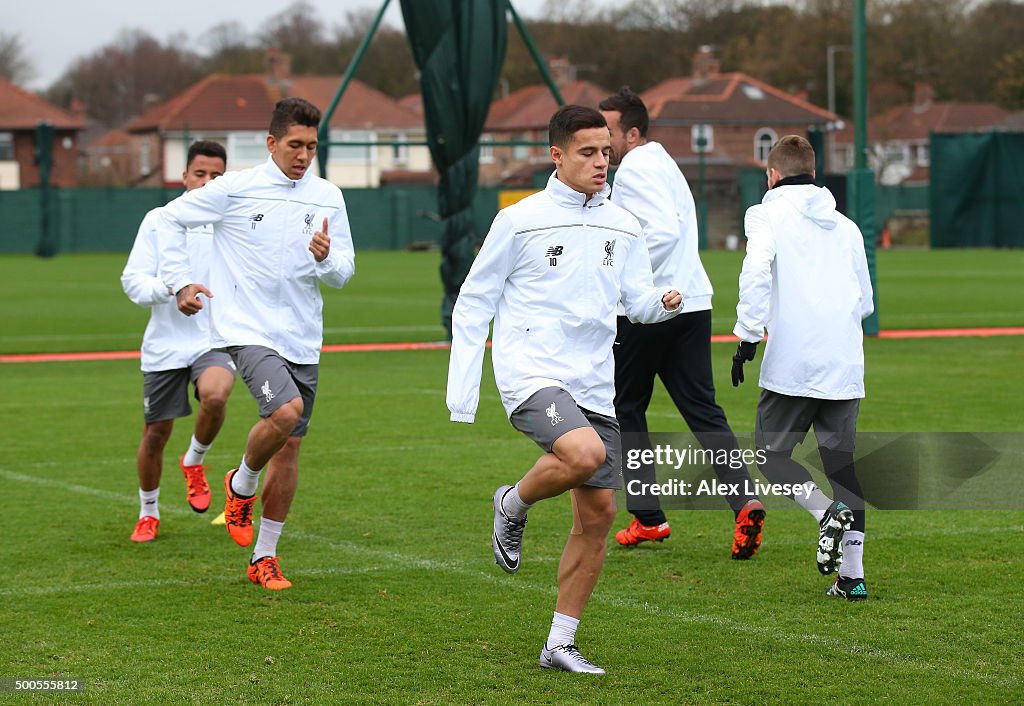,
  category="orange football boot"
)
[180,457,211,513]
[223,469,256,547]
[247,556,292,590]
[130,515,160,543]
[615,518,672,546]
[732,499,766,560]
